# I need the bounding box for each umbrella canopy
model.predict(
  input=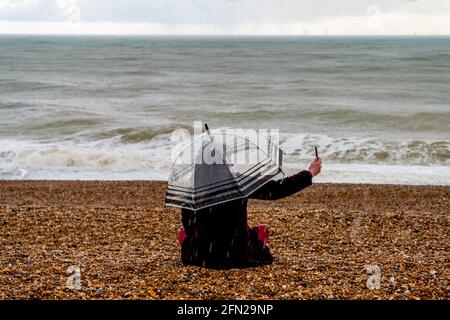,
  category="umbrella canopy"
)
[165,126,284,211]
